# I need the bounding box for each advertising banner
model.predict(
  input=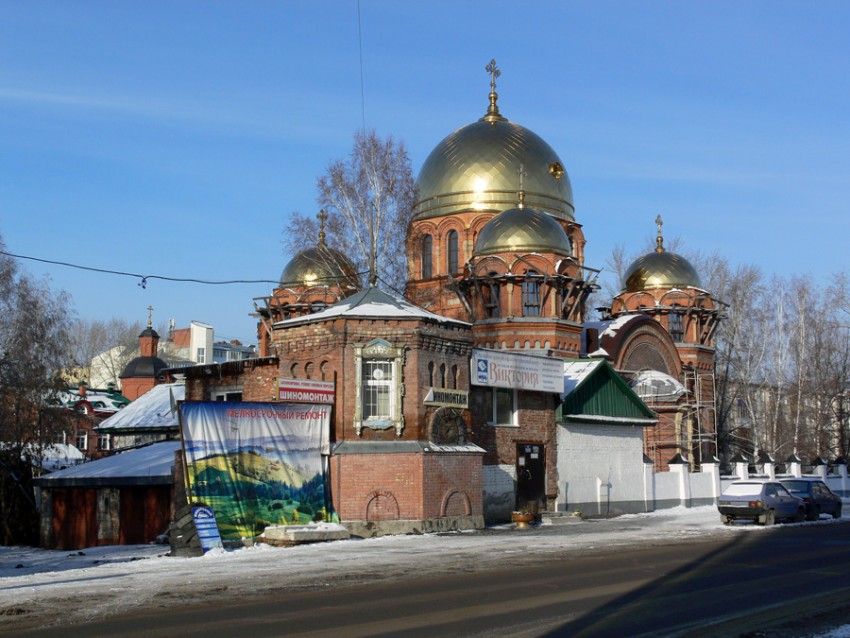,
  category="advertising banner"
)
[278,378,335,404]
[471,349,563,393]
[181,402,333,541]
